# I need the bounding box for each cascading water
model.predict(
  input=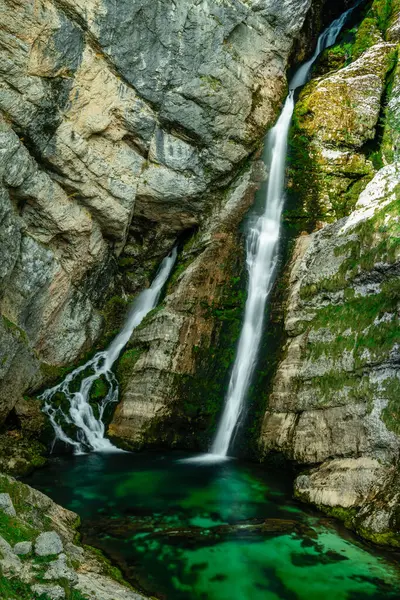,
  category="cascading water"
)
[41,248,177,454]
[211,6,356,458]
